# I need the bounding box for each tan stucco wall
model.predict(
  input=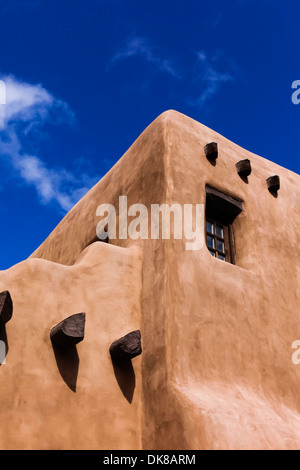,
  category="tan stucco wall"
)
[145,112,300,449]
[0,110,299,449]
[0,243,142,449]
